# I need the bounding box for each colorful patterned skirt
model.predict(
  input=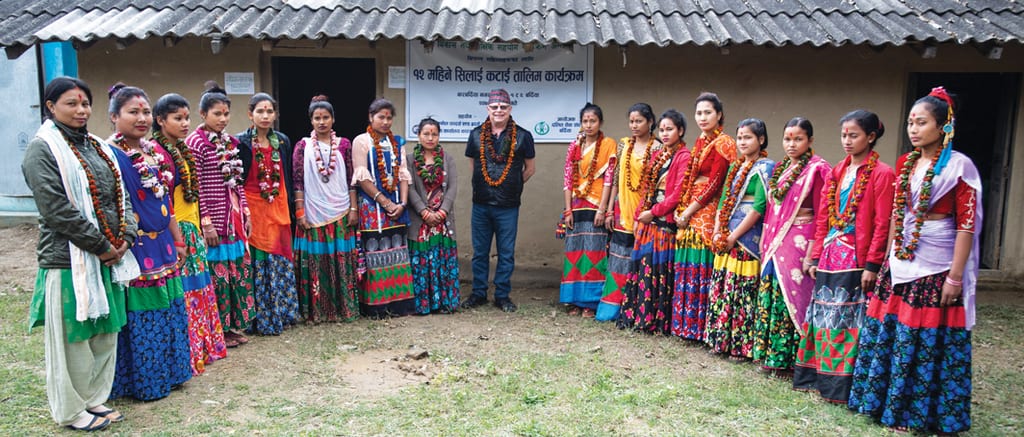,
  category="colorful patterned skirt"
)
[249,247,299,335]
[848,263,971,434]
[359,225,416,318]
[704,246,761,358]
[293,217,360,323]
[793,236,866,402]
[207,238,254,331]
[178,222,226,375]
[617,221,676,334]
[597,230,633,321]
[111,273,192,401]
[753,259,801,371]
[559,208,609,310]
[409,222,460,314]
[671,227,715,340]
